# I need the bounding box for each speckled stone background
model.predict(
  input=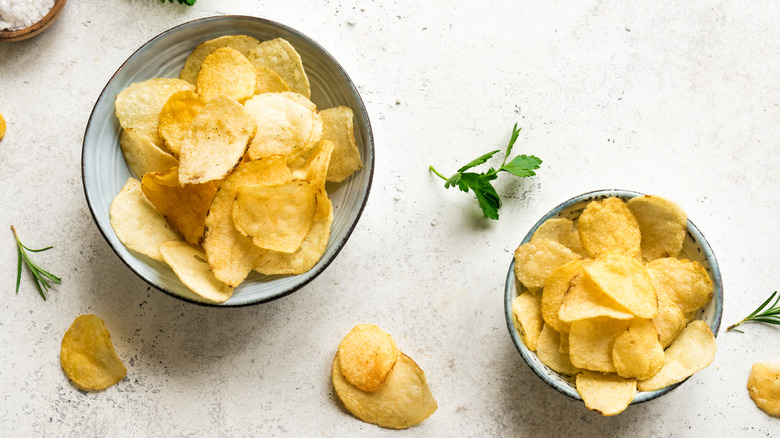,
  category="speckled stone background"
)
[1,1,779,436]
